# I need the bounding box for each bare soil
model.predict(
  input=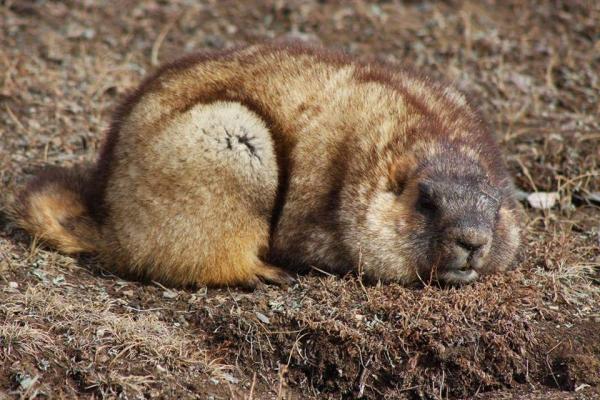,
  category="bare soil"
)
[1,1,599,399]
